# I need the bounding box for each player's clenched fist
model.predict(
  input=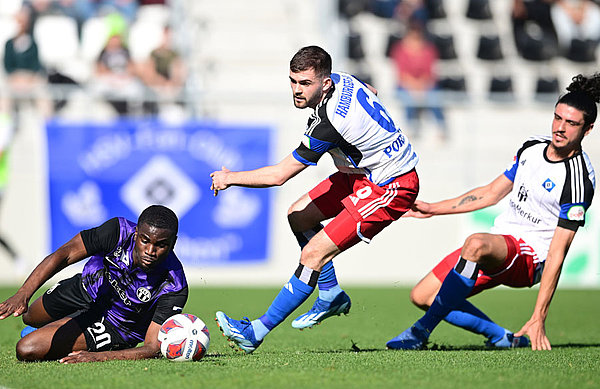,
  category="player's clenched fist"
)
[210,166,231,196]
